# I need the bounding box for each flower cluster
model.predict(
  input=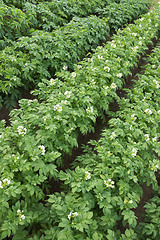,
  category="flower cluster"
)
[50,78,56,86]
[152,136,157,142]
[68,212,78,220]
[124,199,133,204]
[145,109,152,115]
[54,104,62,112]
[153,79,159,88]
[71,72,76,78]
[131,148,137,157]
[0,178,11,189]
[28,100,33,106]
[144,134,150,142]
[110,83,117,89]
[104,179,115,188]
[17,126,27,136]
[64,91,71,98]
[104,66,110,72]
[85,171,91,180]
[17,209,25,221]
[117,73,123,78]
[86,106,93,114]
[38,145,46,155]
[110,132,116,140]
[63,65,68,70]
